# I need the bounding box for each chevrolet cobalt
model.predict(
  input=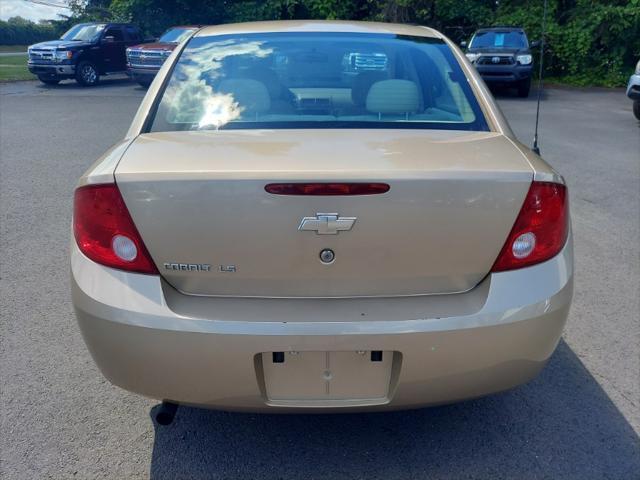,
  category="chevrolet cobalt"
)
[72,21,572,413]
